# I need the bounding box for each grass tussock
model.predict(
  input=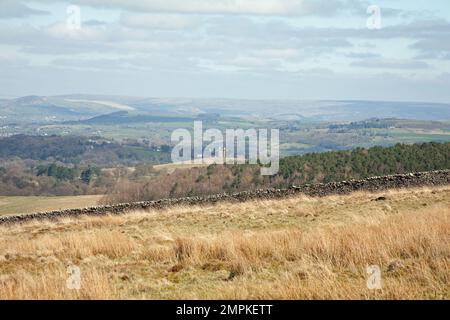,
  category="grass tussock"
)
[0,186,449,300]
[1,230,136,261]
[167,209,449,299]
